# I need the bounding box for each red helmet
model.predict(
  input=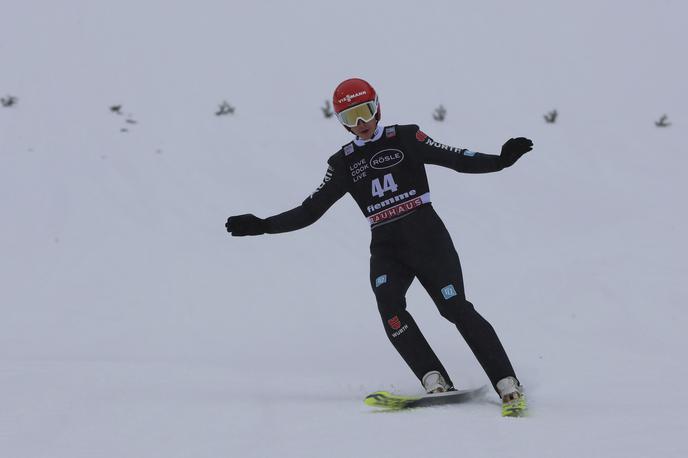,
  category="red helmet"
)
[332,78,381,127]
[333,78,377,112]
